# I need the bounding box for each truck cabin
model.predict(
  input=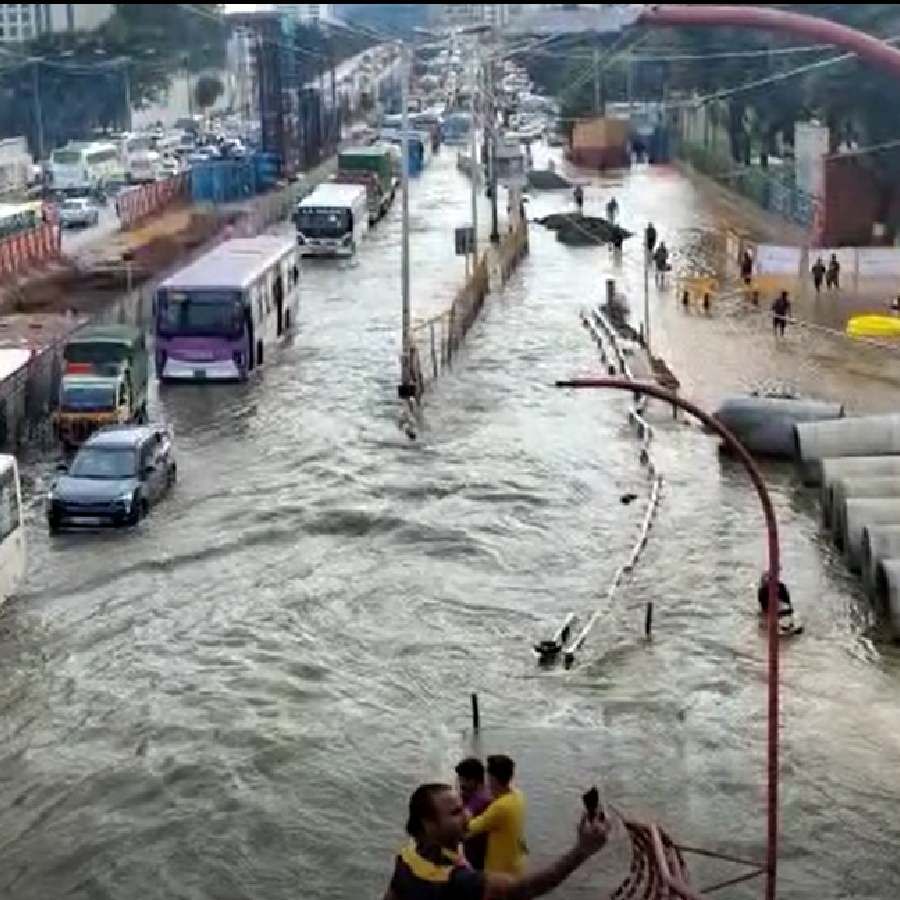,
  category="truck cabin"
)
[63,325,146,372]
